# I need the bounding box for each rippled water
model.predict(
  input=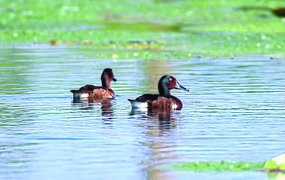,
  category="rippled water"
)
[0,47,284,179]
